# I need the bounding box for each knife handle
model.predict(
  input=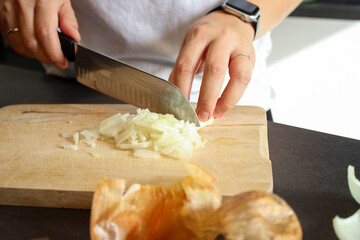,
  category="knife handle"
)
[58,31,76,62]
